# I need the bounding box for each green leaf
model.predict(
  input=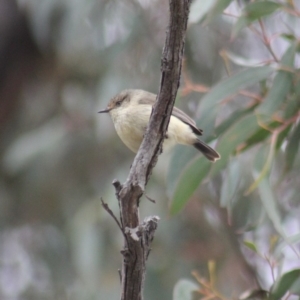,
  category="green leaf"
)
[274,233,300,259]
[167,146,197,197]
[252,146,292,240]
[294,75,300,96]
[215,105,256,137]
[257,43,297,117]
[245,134,276,195]
[204,0,233,24]
[245,1,282,20]
[256,176,286,239]
[195,67,272,140]
[220,160,241,208]
[270,269,300,299]
[170,156,211,215]
[285,121,300,170]
[196,105,219,139]
[281,33,296,42]
[276,124,292,150]
[284,93,300,119]
[243,126,272,150]
[291,278,300,295]
[189,0,215,24]
[244,128,271,150]
[173,279,198,300]
[258,72,292,117]
[232,1,282,37]
[197,66,273,116]
[210,113,260,176]
[232,16,250,37]
[168,108,257,213]
[169,107,257,201]
[224,51,268,67]
[253,146,290,241]
[243,241,258,253]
